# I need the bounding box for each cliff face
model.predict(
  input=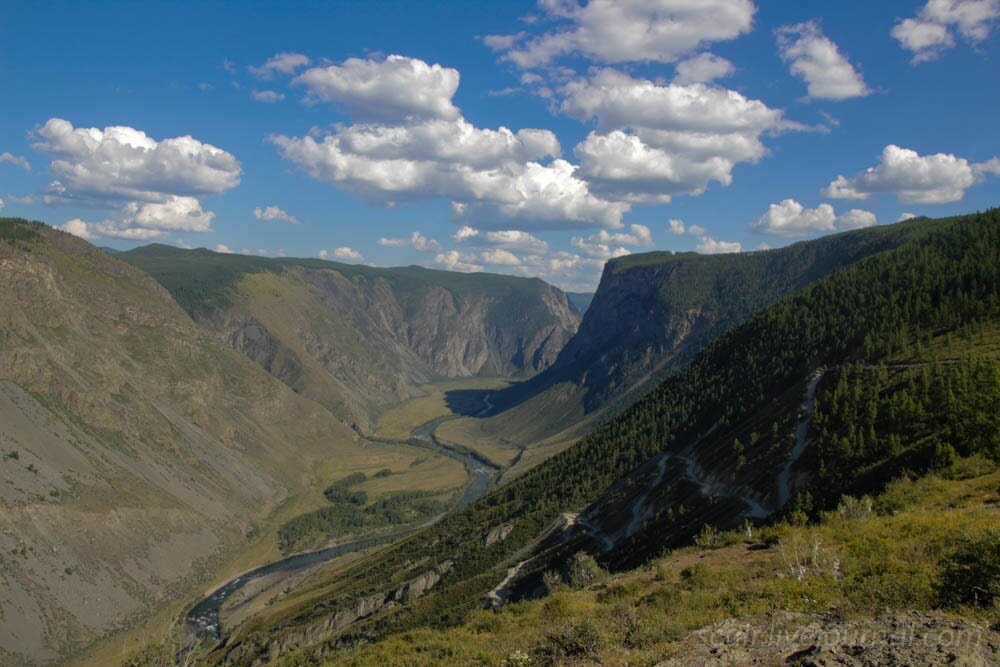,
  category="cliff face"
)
[481,221,941,447]
[0,219,376,664]
[122,248,580,429]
